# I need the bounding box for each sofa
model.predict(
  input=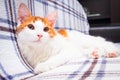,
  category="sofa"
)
[0,0,120,80]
